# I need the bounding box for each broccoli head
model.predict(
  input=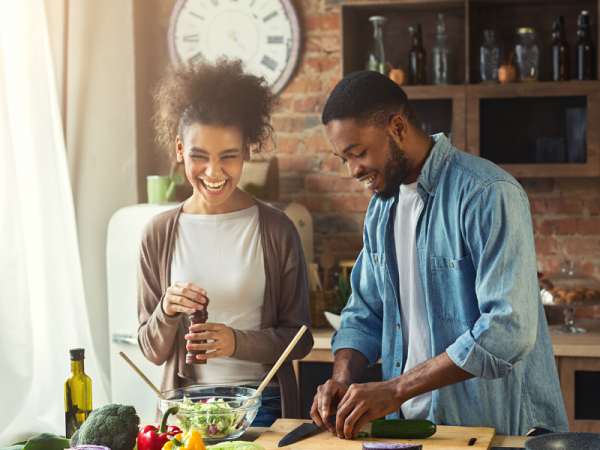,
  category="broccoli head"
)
[70,404,140,450]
